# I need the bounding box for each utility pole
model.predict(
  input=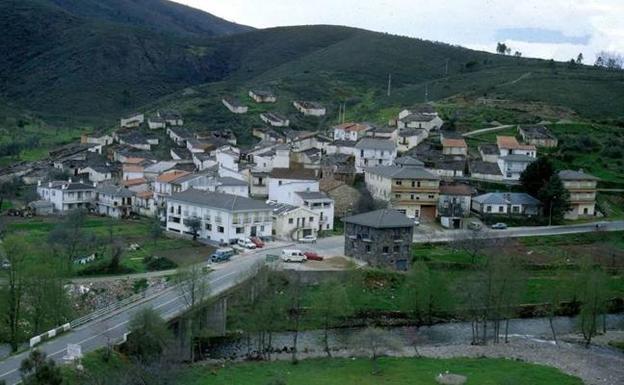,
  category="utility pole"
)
[387,73,392,97]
